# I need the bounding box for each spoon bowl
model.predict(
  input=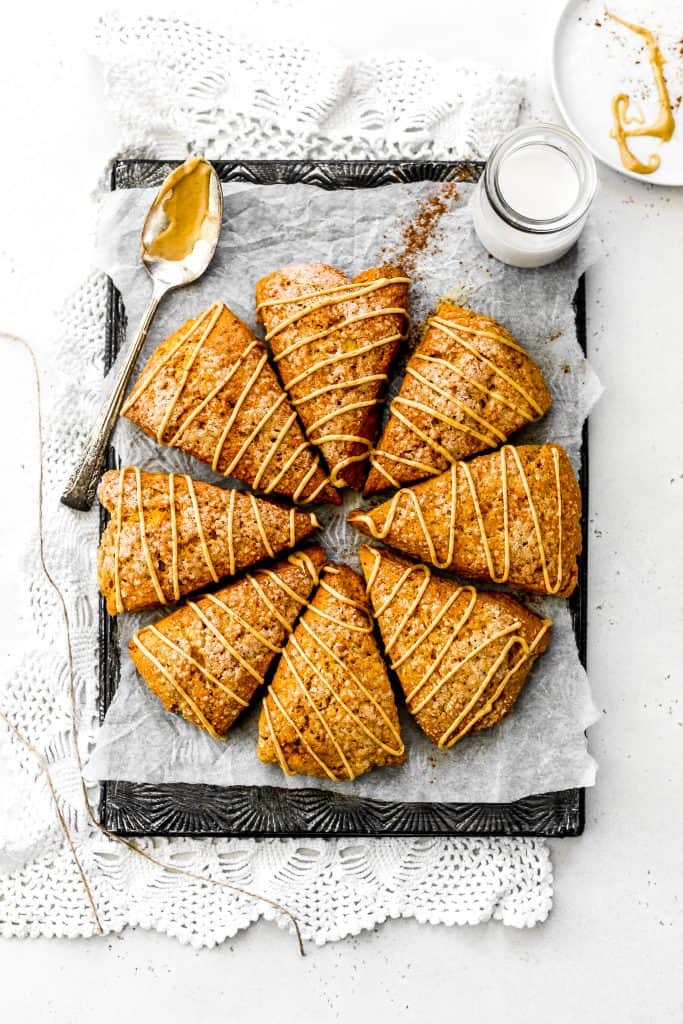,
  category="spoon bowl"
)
[141,156,223,291]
